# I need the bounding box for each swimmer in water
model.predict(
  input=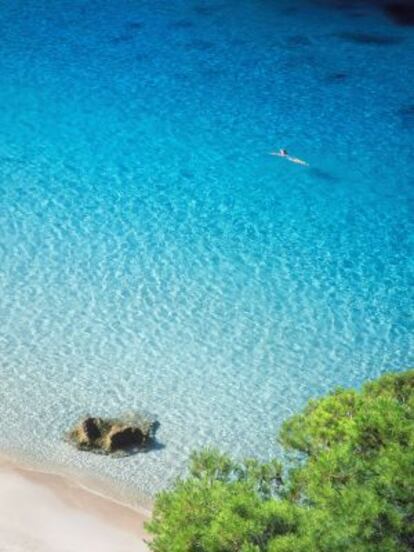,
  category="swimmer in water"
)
[270,148,309,166]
